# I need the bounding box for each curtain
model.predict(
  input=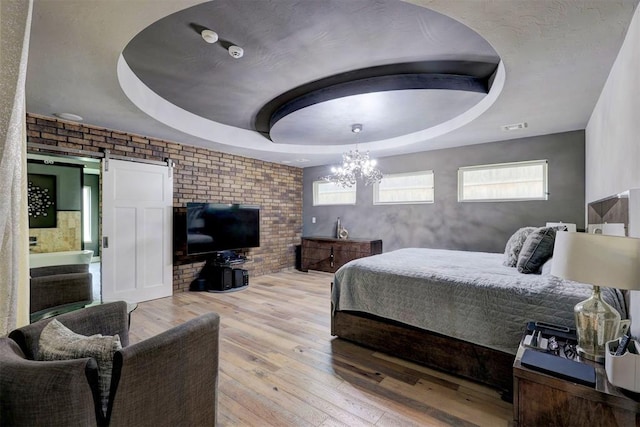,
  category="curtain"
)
[0,0,33,334]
